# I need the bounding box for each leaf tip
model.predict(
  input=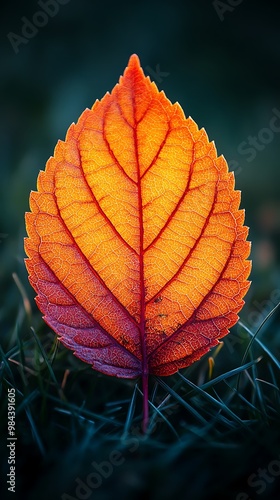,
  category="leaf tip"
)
[127,53,141,69]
